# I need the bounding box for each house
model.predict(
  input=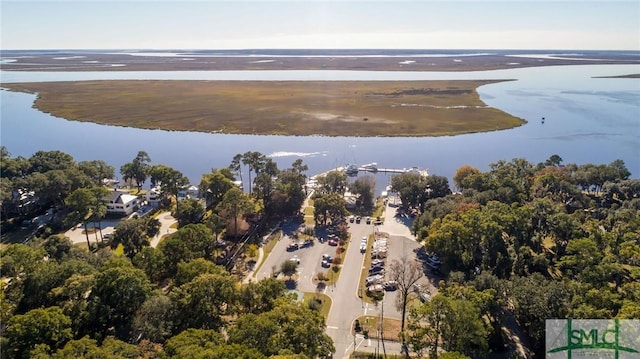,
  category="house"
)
[177,185,200,201]
[147,186,163,203]
[105,190,140,216]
